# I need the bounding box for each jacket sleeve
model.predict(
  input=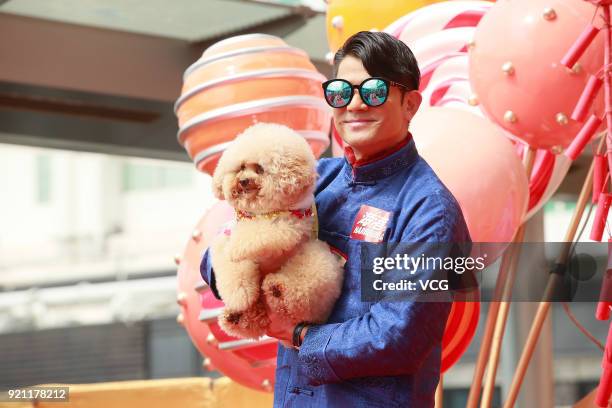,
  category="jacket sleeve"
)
[297,192,472,385]
[200,248,222,300]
